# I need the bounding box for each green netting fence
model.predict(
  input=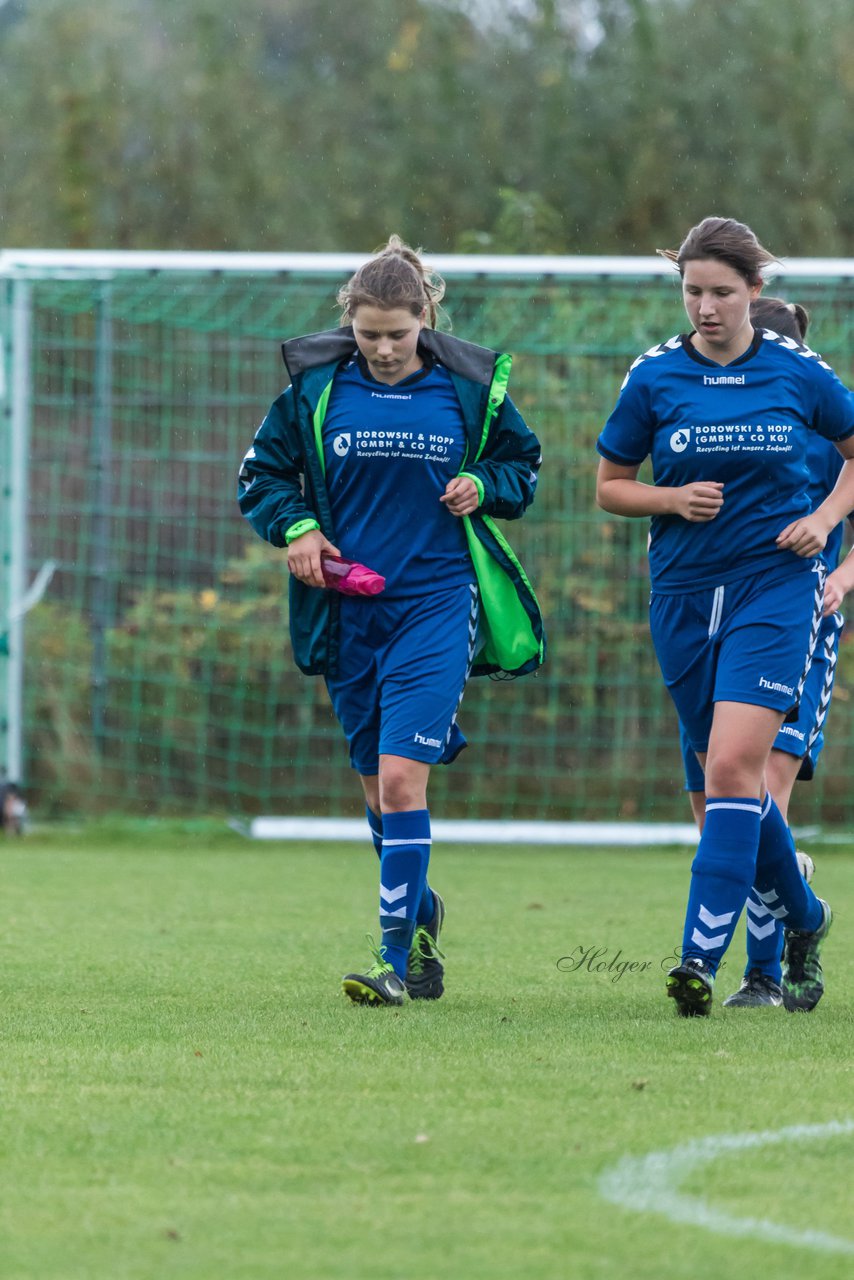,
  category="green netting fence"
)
[2,252,853,824]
